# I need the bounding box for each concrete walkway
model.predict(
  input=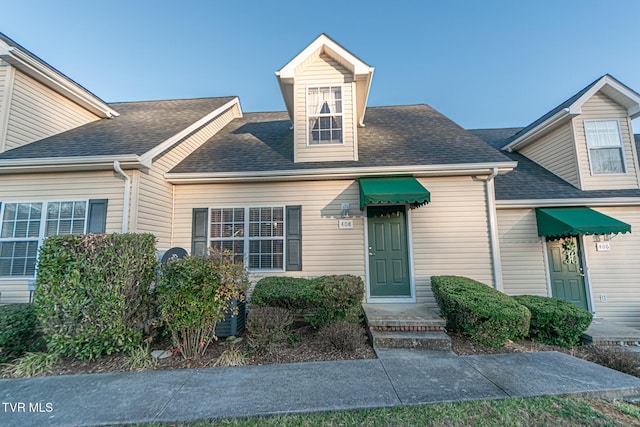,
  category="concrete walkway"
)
[2,350,640,426]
